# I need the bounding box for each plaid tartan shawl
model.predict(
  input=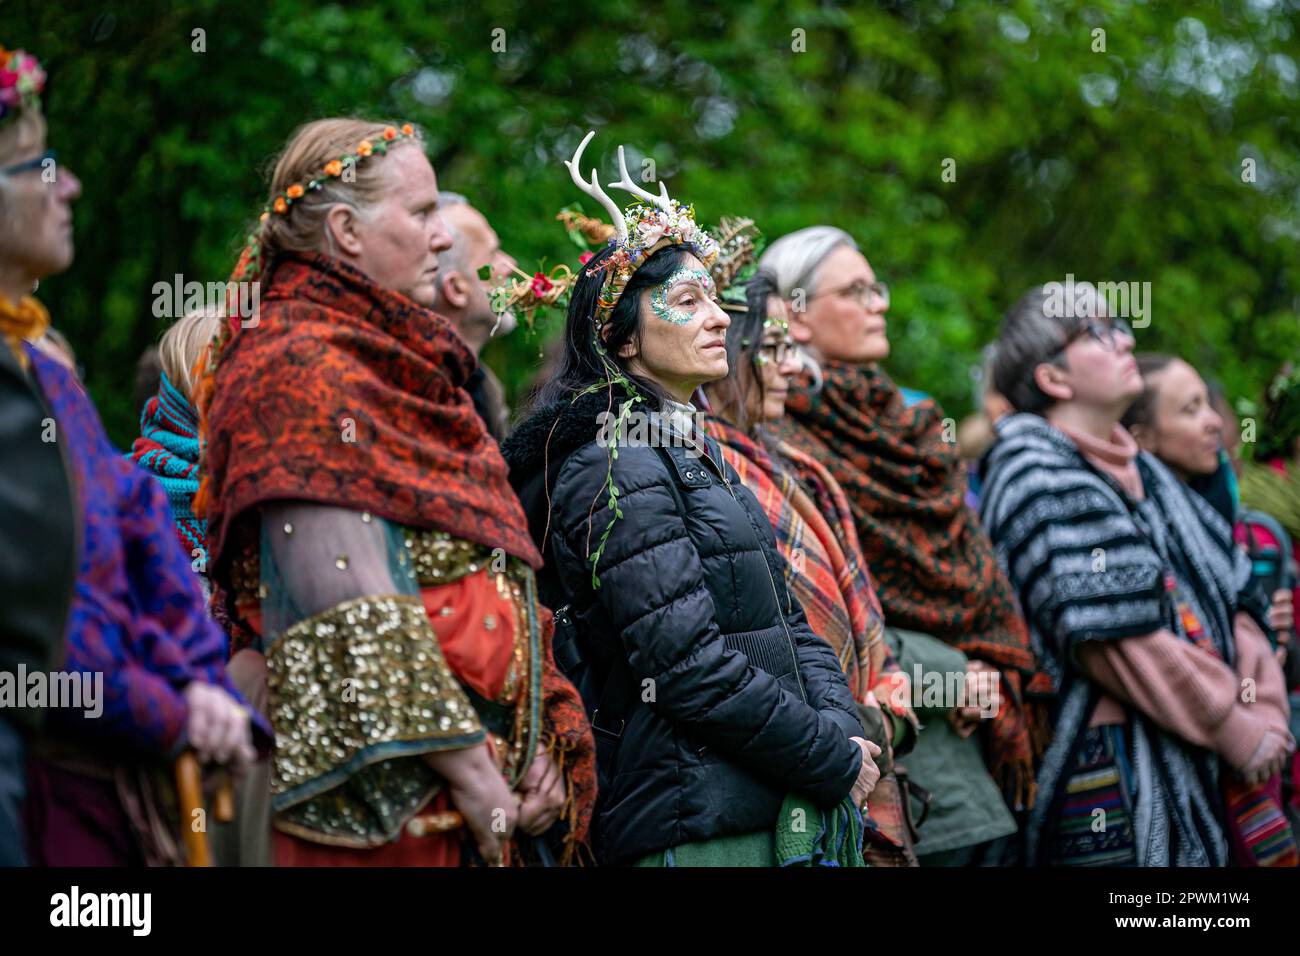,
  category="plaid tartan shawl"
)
[781,362,1043,806]
[702,415,910,719]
